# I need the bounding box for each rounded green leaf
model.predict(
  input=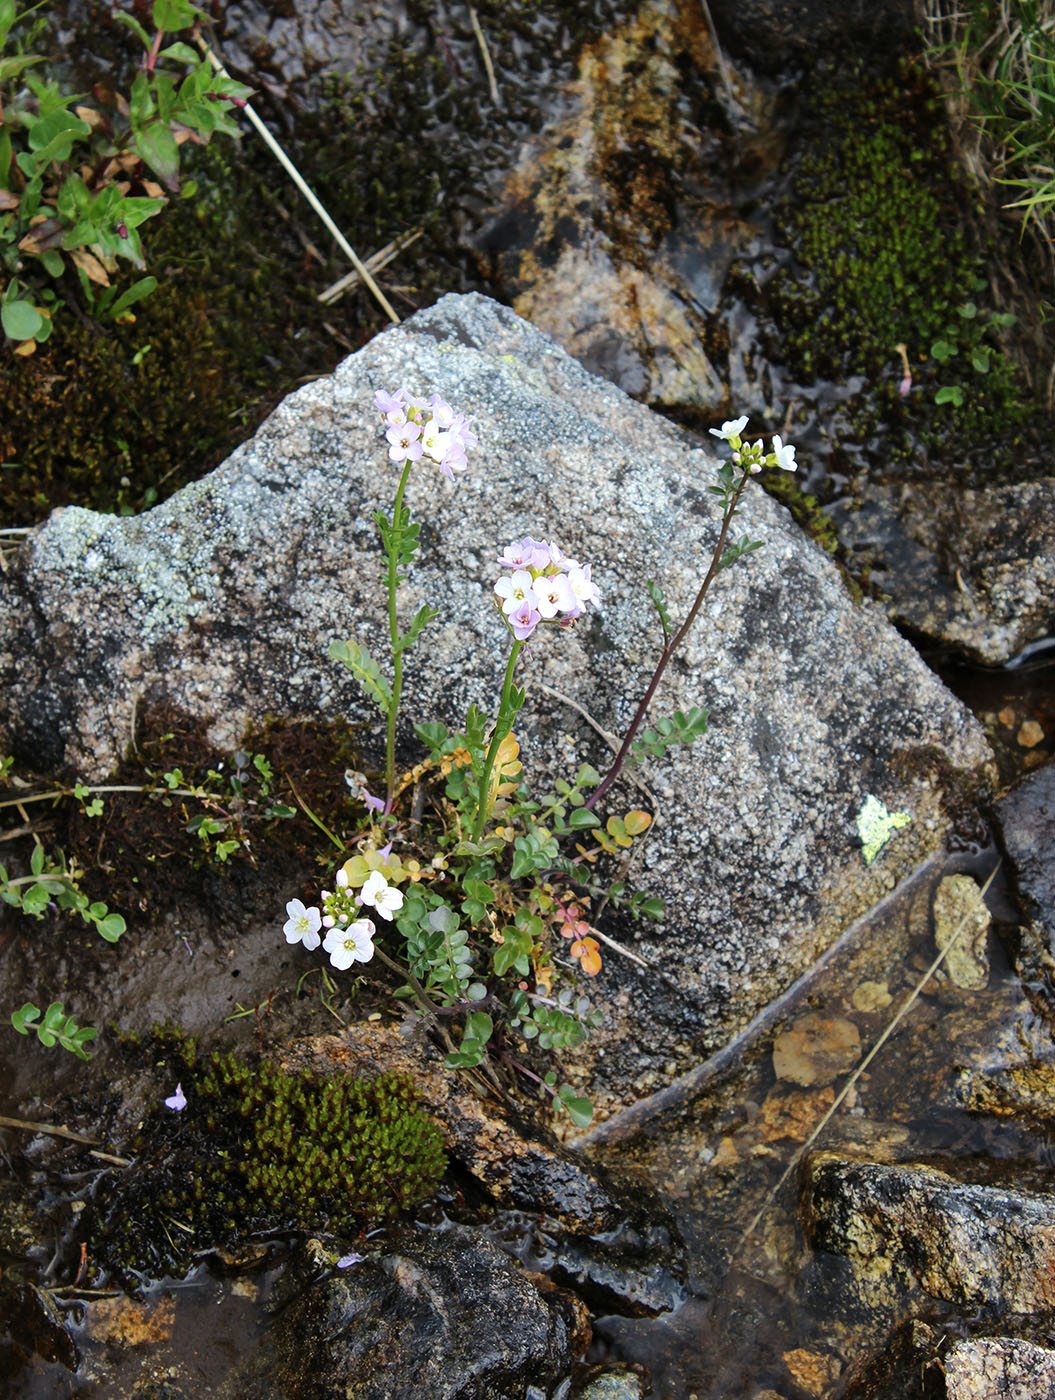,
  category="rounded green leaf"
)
[2,298,43,341]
